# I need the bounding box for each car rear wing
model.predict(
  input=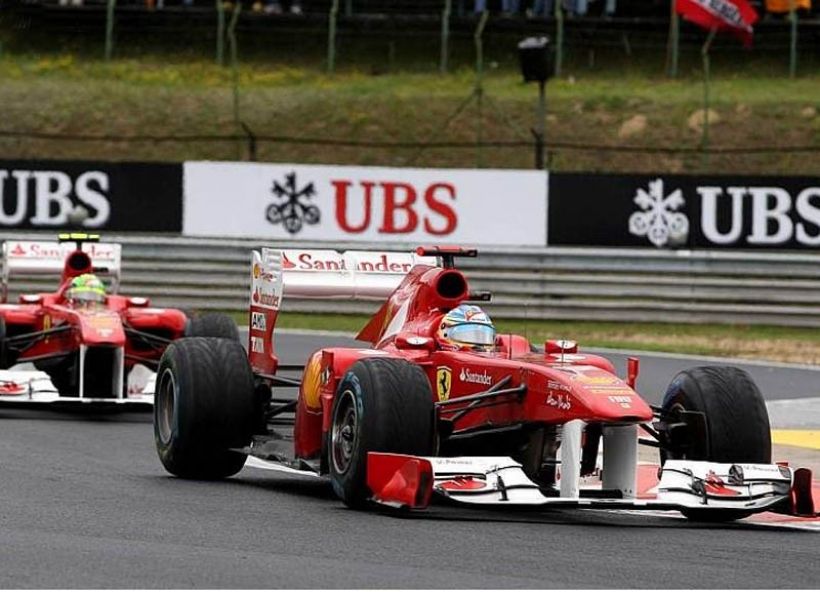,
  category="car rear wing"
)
[1,239,122,303]
[248,247,437,375]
